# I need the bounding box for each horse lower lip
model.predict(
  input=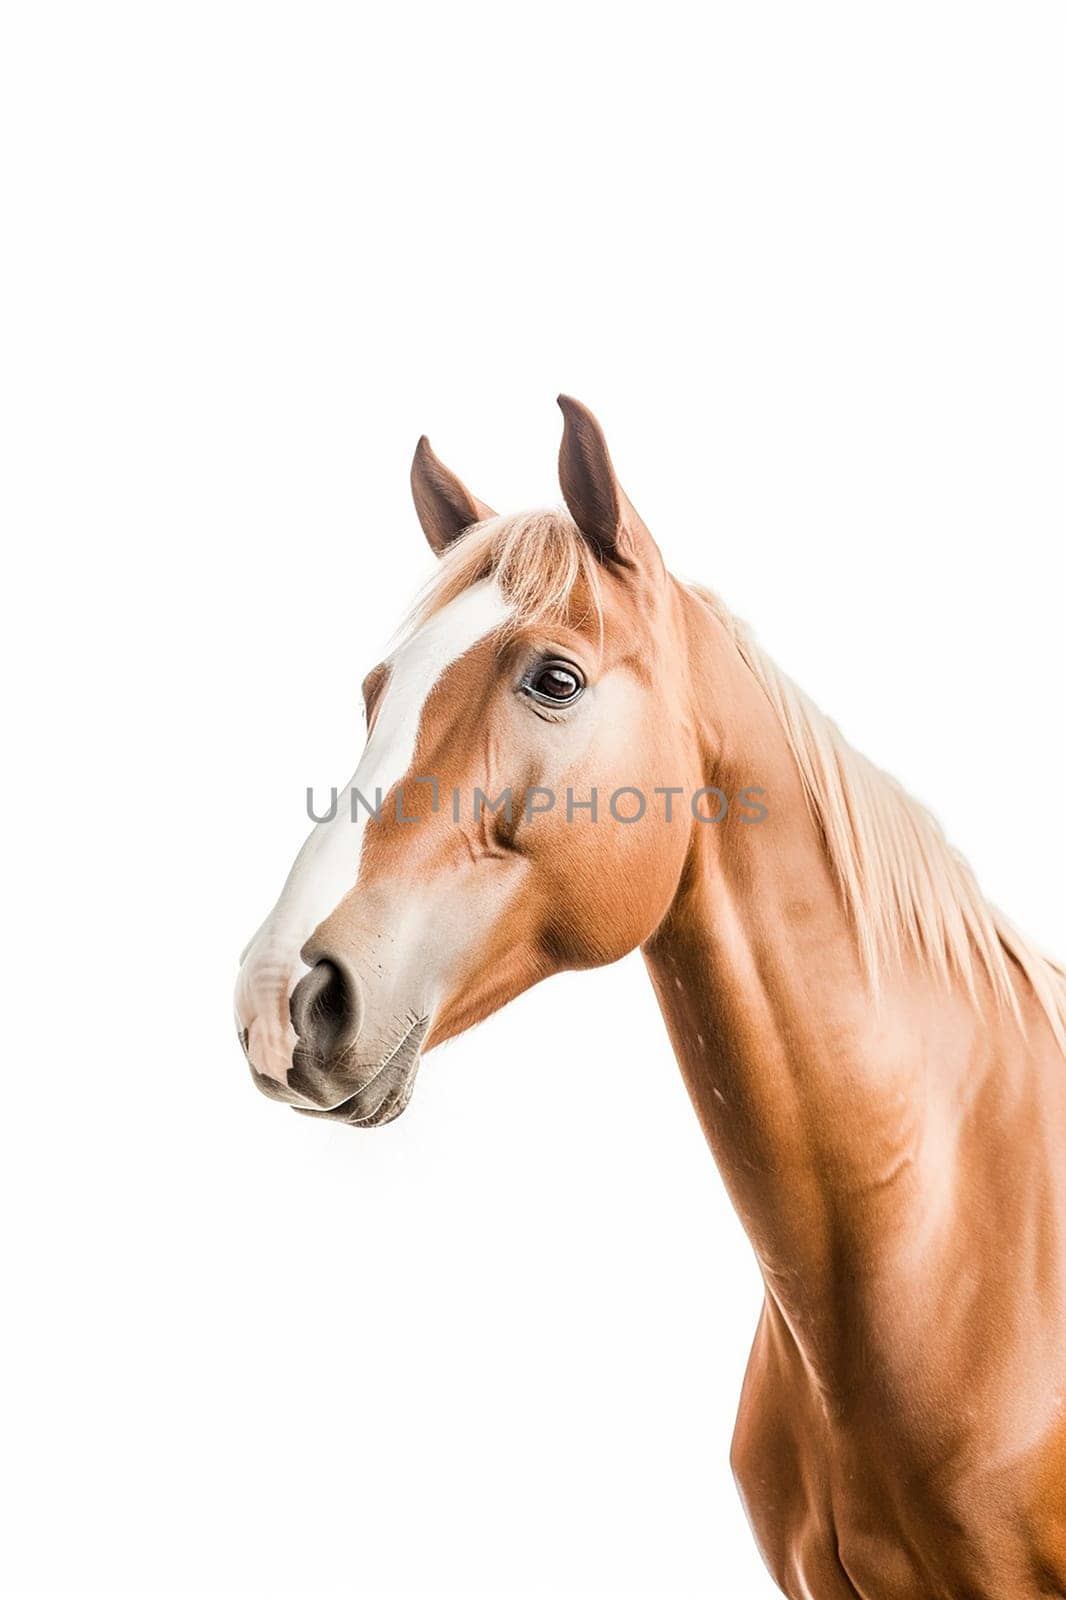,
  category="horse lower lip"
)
[296,1073,409,1125]
[293,1017,429,1122]
[324,1084,385,1117]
